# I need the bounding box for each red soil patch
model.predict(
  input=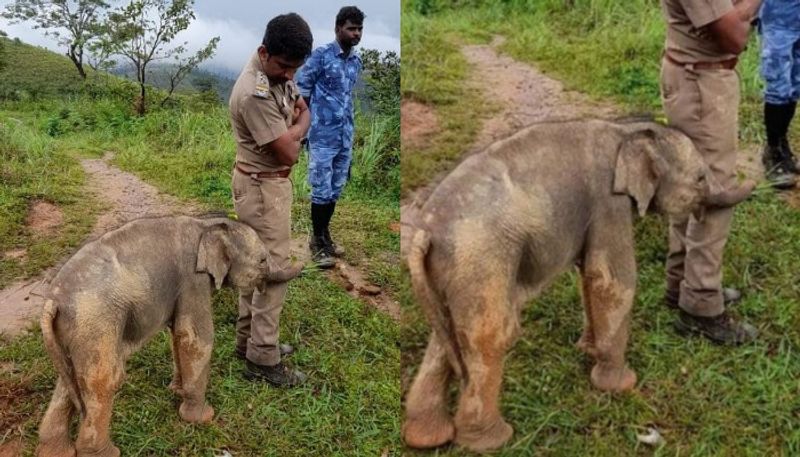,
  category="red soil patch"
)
[401,99,439,151]
[1,249,26,262]
[25,201,63,236]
